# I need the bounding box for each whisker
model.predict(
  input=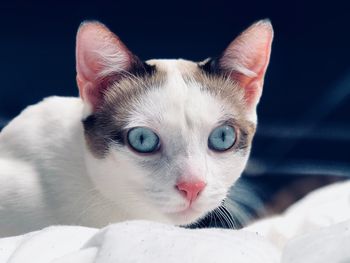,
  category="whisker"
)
[218,206,235,228]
